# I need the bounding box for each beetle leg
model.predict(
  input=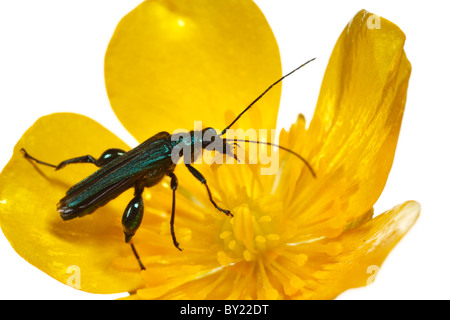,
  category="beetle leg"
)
[122,185,146,270]
[21,148,58,168]
[168,172,182,251]
[185,164,232,217]
[129,242,145,271]
[21,148,126,170]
